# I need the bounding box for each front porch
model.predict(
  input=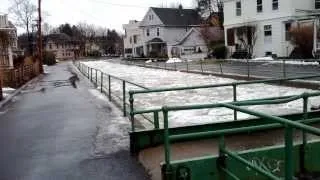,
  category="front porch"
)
[226,26,256,59]
[145,38,167,58]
